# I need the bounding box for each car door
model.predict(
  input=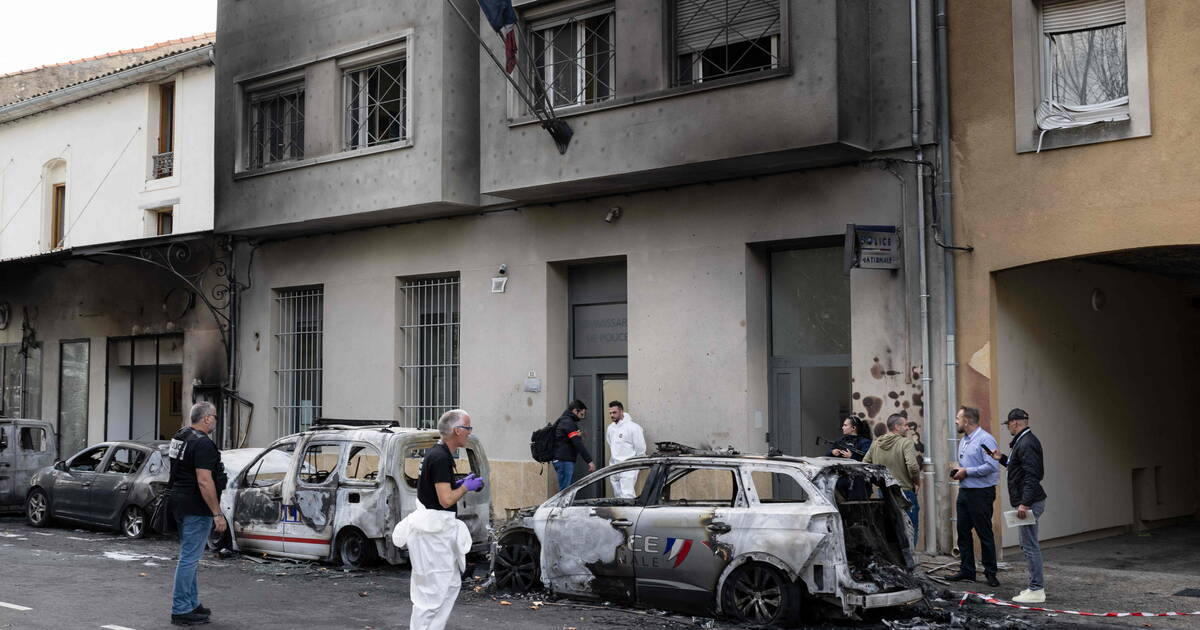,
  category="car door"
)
[11,423,55,507]
[231,440,297,553]
[0,424,12,506]
[540,464,655,602]
[284,441,341,558]
[89,446,147,525]
[632,463,746,612]
[56,445,109,520]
